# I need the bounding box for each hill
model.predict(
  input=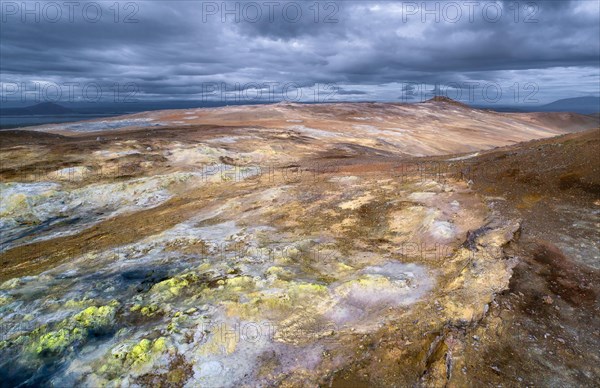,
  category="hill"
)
[539,96,600,114]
